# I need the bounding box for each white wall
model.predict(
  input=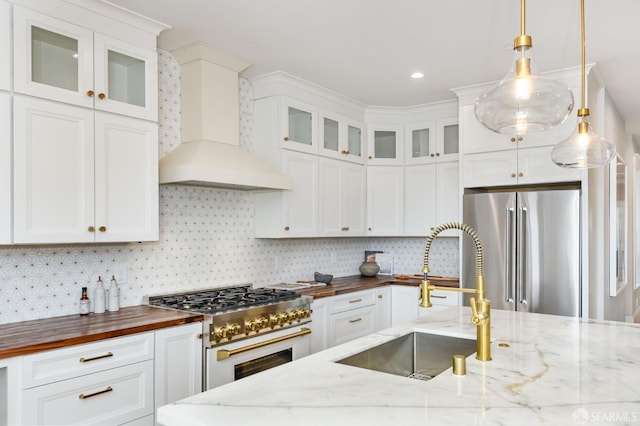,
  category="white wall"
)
[0,50,459,325]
